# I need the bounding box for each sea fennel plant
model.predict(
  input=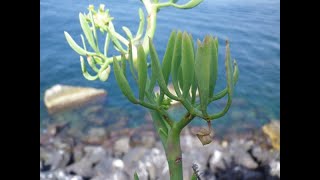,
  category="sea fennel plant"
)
[64,0,239,179]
